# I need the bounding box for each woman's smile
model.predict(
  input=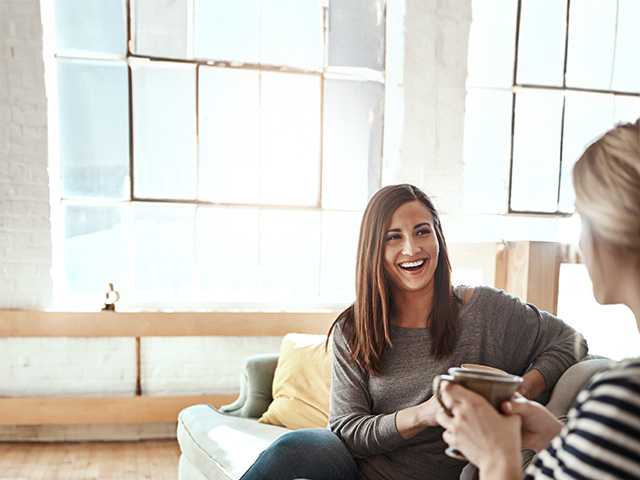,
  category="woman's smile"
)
[398,256,429,273]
